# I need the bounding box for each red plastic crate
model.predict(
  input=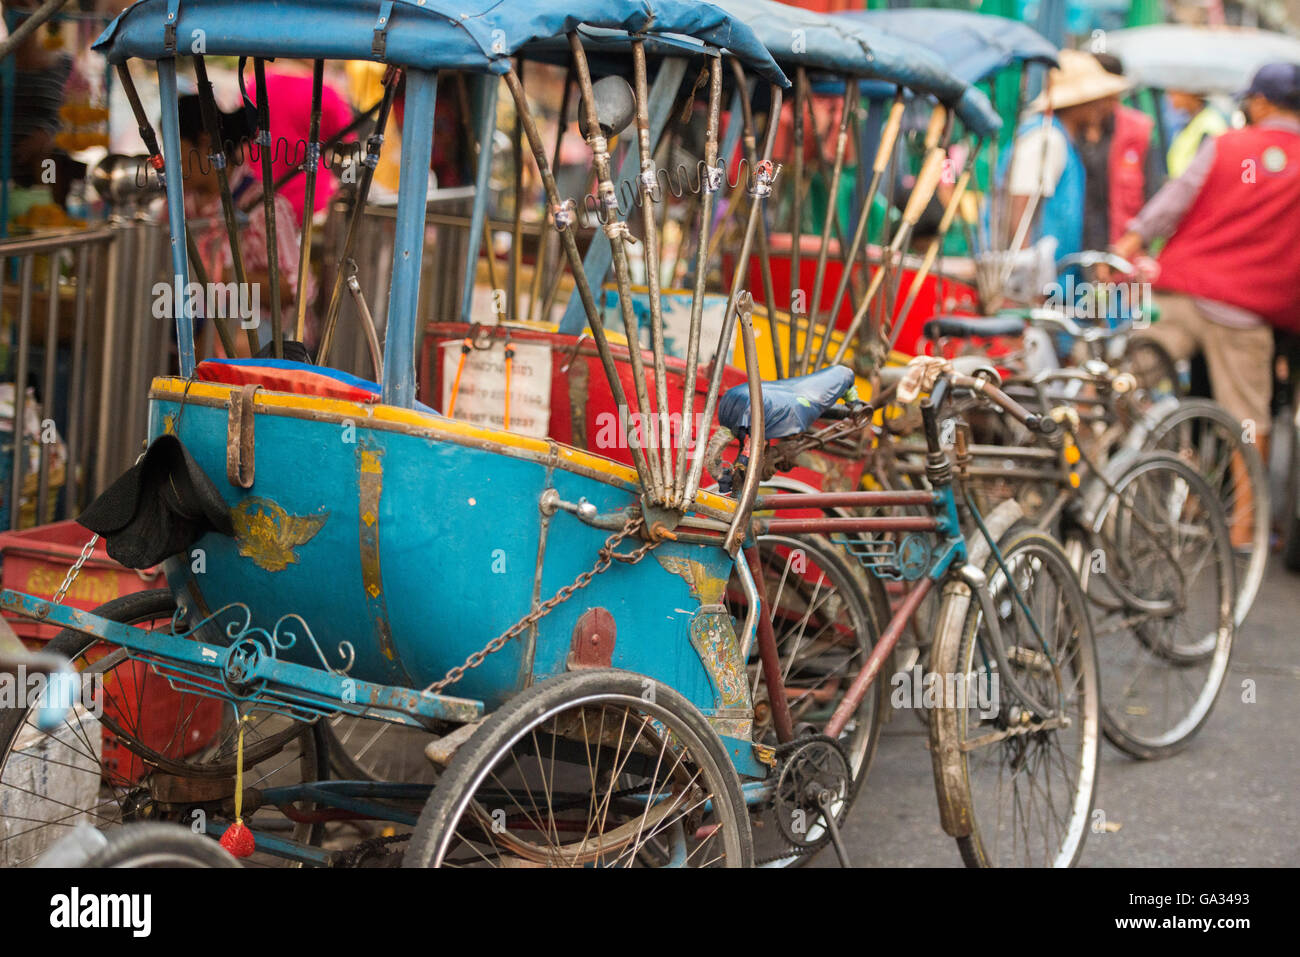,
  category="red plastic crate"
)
[0,521,223,783]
